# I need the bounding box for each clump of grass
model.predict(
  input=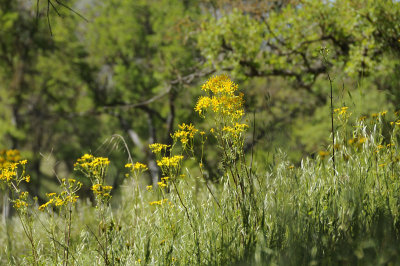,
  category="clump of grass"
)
[1,76,400,265]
